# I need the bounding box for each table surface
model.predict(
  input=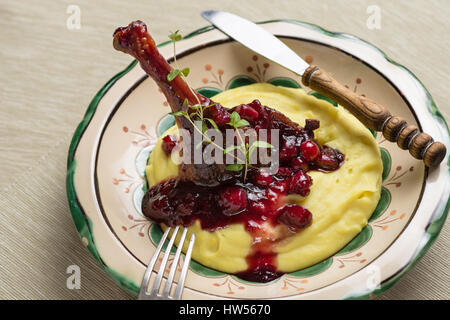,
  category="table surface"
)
[0,0,448,300]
